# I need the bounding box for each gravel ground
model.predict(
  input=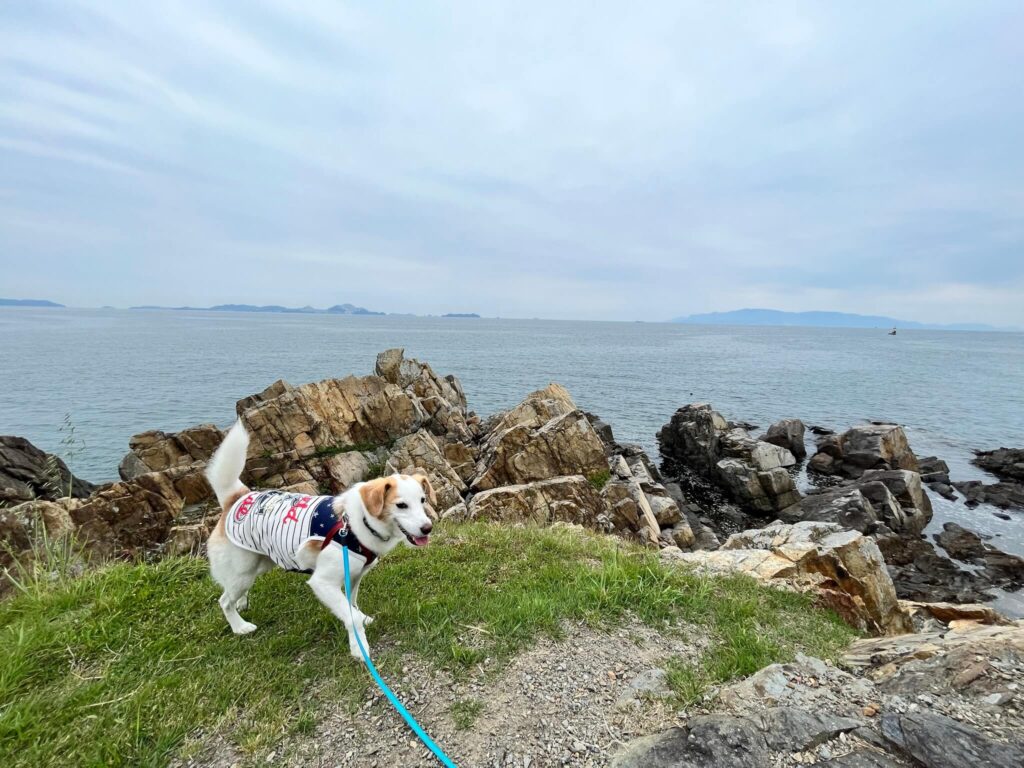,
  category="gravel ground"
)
[182,618,706,768]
